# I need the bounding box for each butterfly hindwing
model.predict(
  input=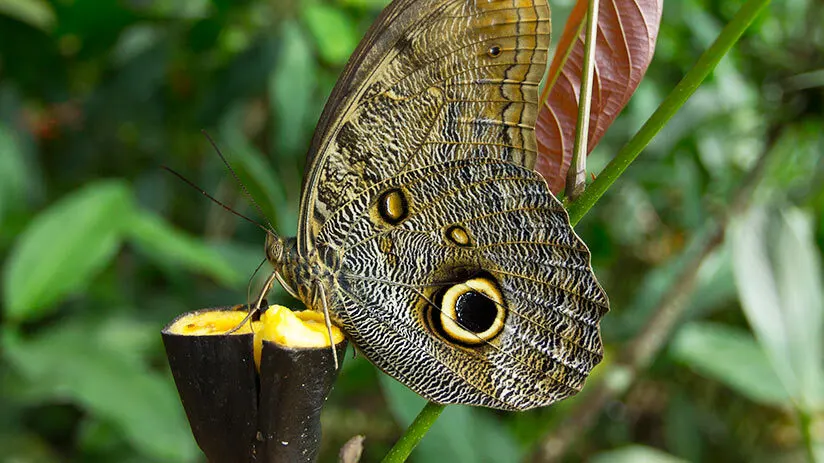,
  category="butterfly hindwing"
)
[315,159,607,409]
